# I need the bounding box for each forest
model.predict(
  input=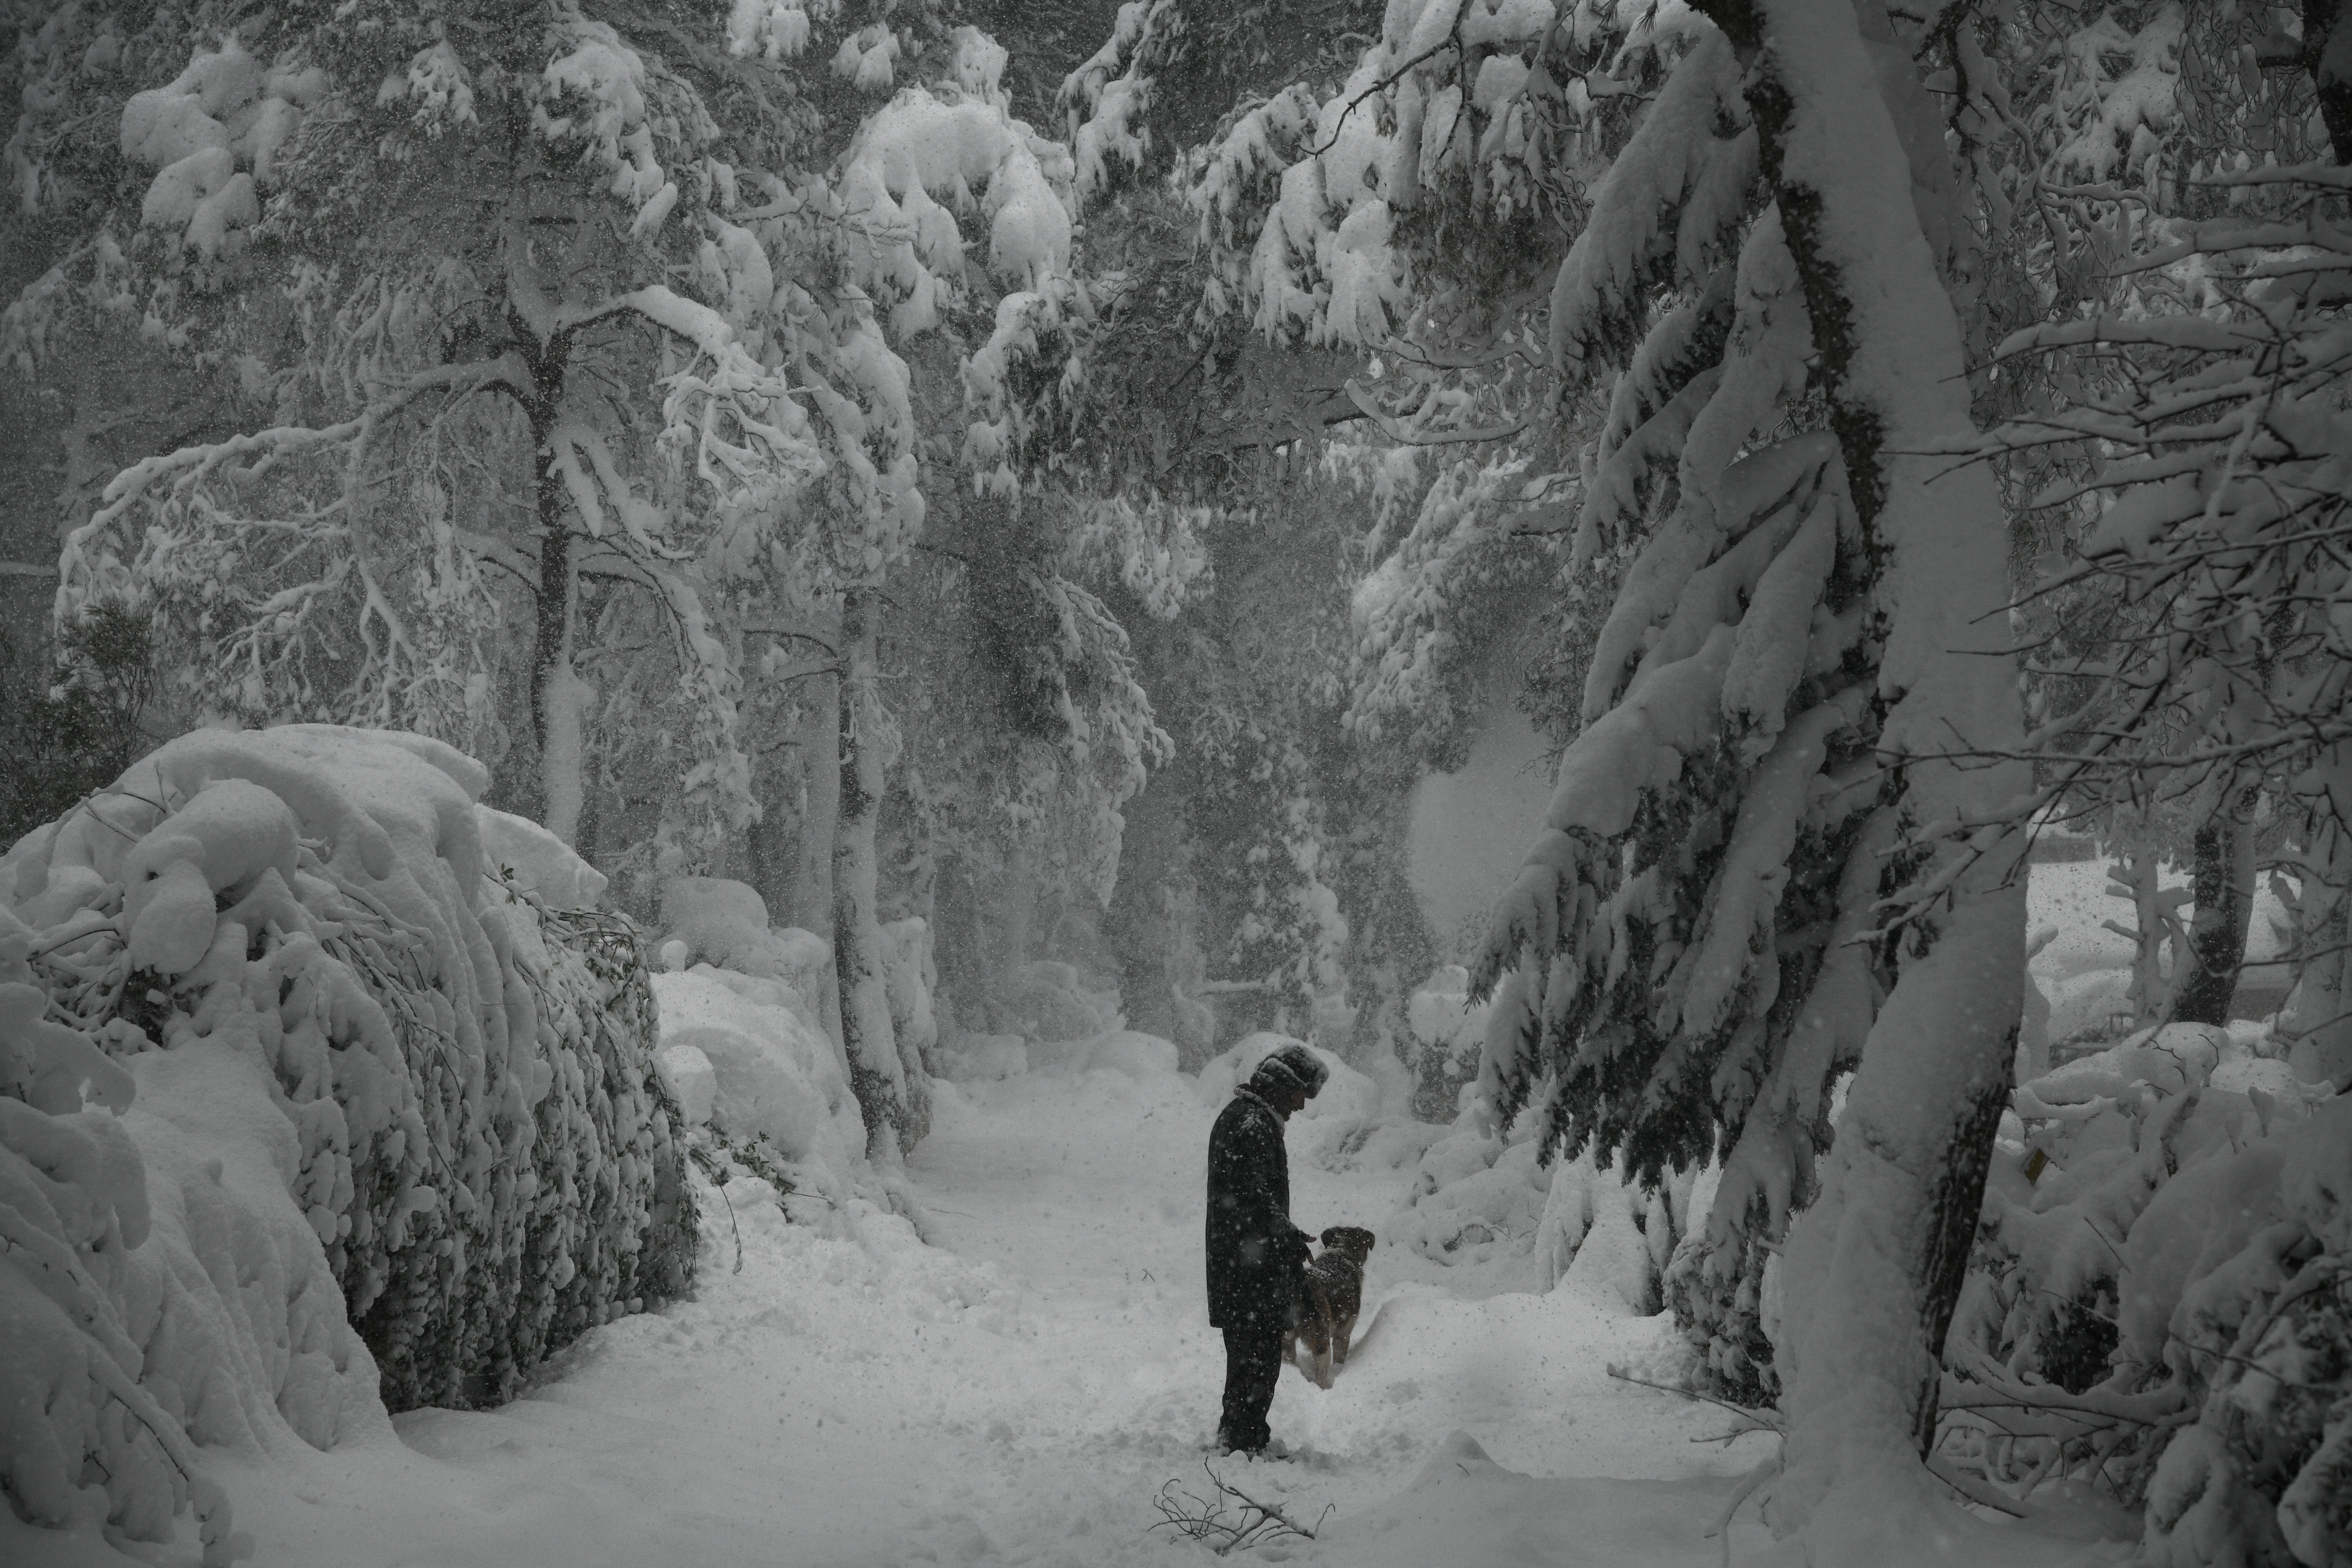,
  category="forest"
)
[1,0,2347,1565]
